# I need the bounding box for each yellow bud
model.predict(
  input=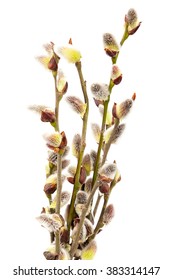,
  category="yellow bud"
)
[43,132,62,150]
[81,240,97,260]
[59,46,81,63]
